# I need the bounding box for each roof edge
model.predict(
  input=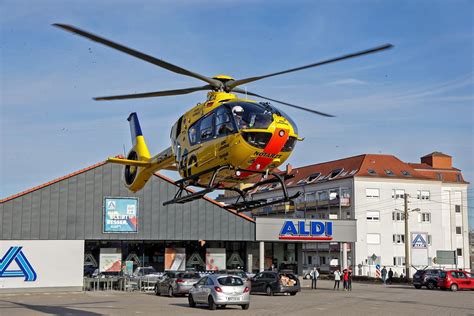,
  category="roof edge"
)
[1,160,108,204]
